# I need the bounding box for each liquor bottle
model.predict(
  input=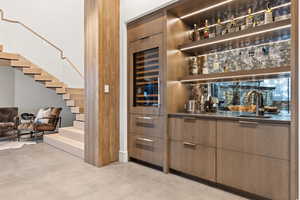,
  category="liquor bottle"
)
[189,57,199,75]
[213,54,220,73]
[229,15,236,33]
[215,18,223,36]
[264,3,273,24]
[246,8,254,28]
[203,20,210,39]
[189,24,200,41]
